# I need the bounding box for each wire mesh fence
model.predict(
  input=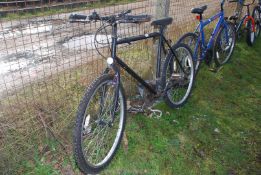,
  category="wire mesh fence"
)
[0,0,255,174]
